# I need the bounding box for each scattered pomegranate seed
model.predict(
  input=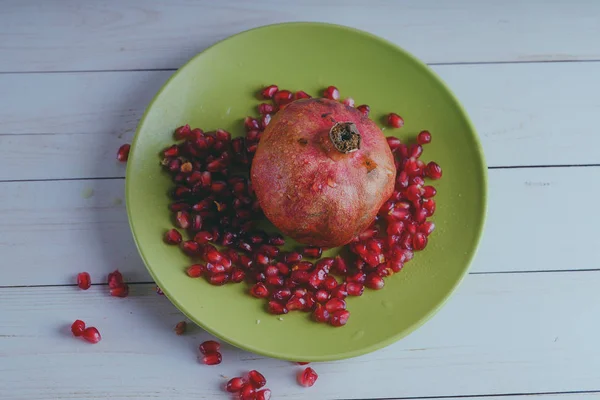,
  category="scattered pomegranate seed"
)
[71,320,85,336]
[325,298,346,313]
[116,144,130,162]
[365,273,385,290]
[387,113,404,128]
[273,90,293,106]
[356,104,370,116]
[426,161,443,179]
[343,97,355,107]
[110,284,129,298]
[202,352,222,365]
[329,310,350,327]
[313,306,330,322]
[258,103,275,115]
[256,388,272,400]
[260,85,279,99]
[298,367,318,387]
[81,327,101,344]
[303,246,322,258]
[174,321,187,335]
[250,283,269,298]
[248,370,267,388]
[107,270,124,289]
[239,384,255,399]
[174,124,191,140]
[323,86,340,101]
[417,130,432,144]
[295,90,312,100]
[267,300,288,315]
[226,377,246,393]
[164,229,182,245]
[347,282,364,296]
[77,272,91,290]
[199,340,220,354]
